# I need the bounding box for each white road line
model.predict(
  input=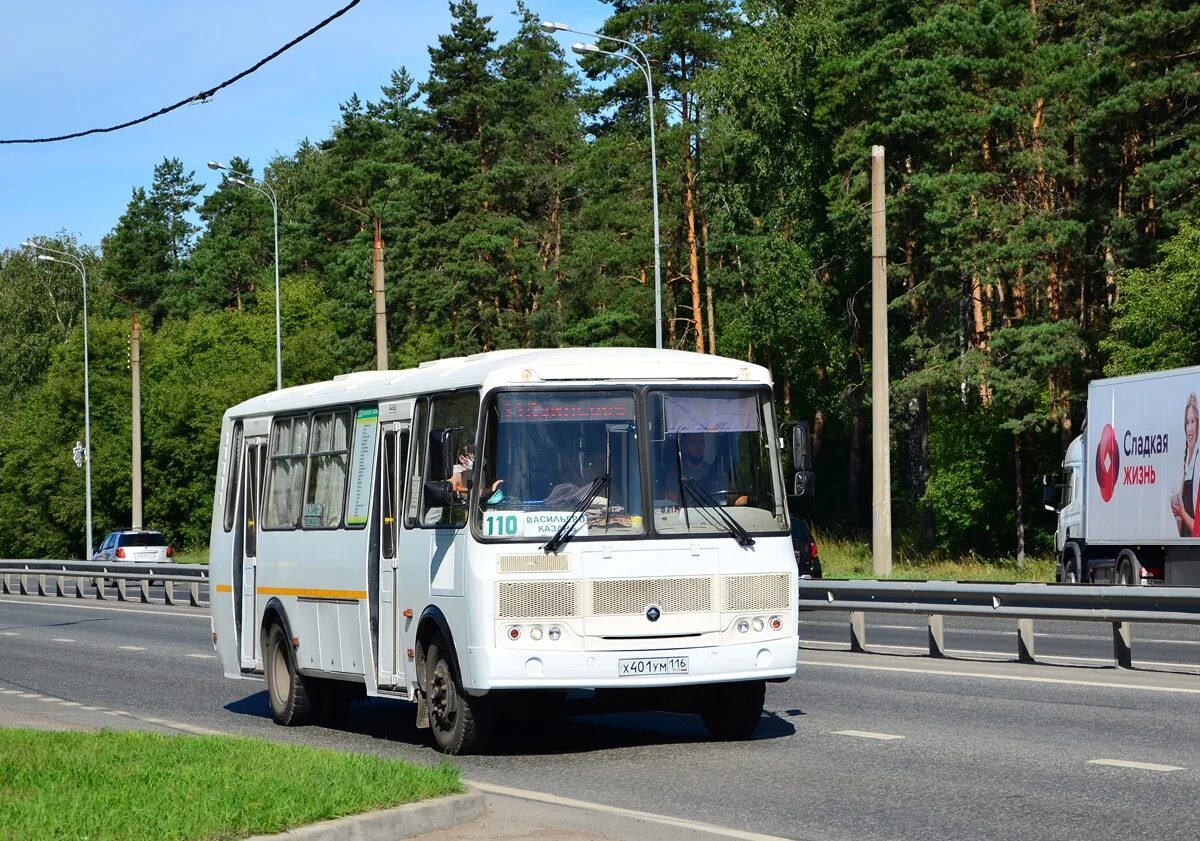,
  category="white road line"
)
[186,653,216,659]
[118,645,147,651]
[468,780,795,841]
[79,706,100,711]
[833,729,905,741]
[19,693,40,699]
[37,696,58,703]
[801,657,1200,694]
[1089,759,1184,772]
[801,640,1200,672]
[0,689,21,694]
[51,638,75,643]
[141,716,225,736]
[0,631,20,636]
[58,701,81,707]
[0,596,205,620]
